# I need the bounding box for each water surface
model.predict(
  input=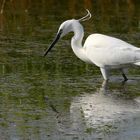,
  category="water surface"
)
[0,0,140,140]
